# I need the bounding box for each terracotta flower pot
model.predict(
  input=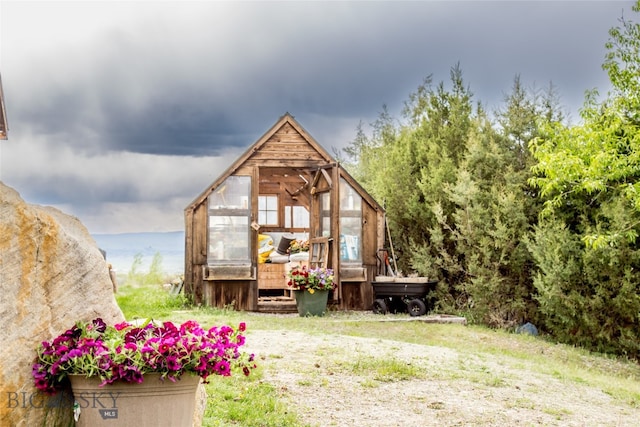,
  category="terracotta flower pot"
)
[294,289,329,316]
[69,373,200,427]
